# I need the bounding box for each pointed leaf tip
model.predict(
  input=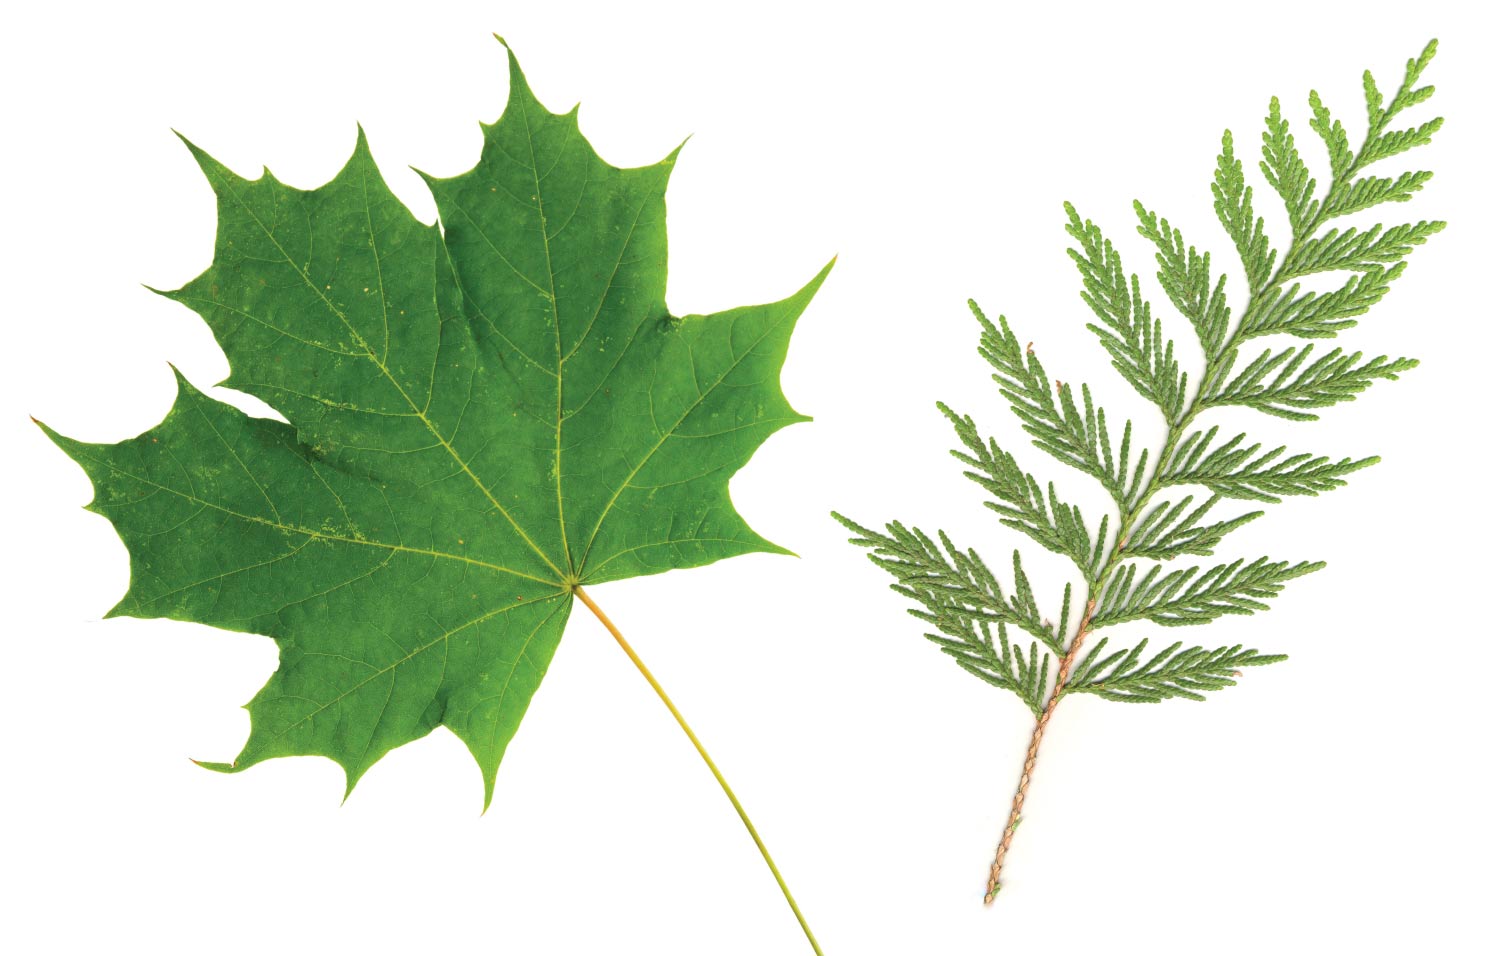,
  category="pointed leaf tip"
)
[662,133,693,166]
[171,130,244,189]
[501,36,524,73]
[191,759,237,774]
[171,129,215,167]
[166,361,191,389]
[31,415,70,451]
[805,255,837,292]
